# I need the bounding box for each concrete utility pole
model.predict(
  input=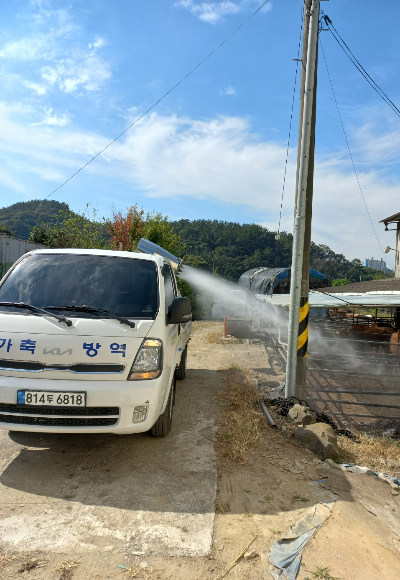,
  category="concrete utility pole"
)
[285,0,320,399]
[295,0,319,400]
